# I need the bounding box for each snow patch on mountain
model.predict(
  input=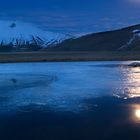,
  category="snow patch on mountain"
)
[118,29,140,50]
[118,35,136,50]
[132,29,140,37]
[132,29,140,33]
[0,20,70,47]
